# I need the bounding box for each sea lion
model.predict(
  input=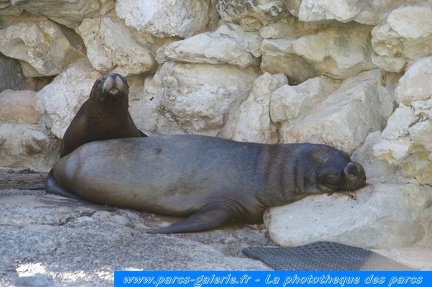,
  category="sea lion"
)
[45,135,366,234]
[59,72,147,157]
[45,73,146,198]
